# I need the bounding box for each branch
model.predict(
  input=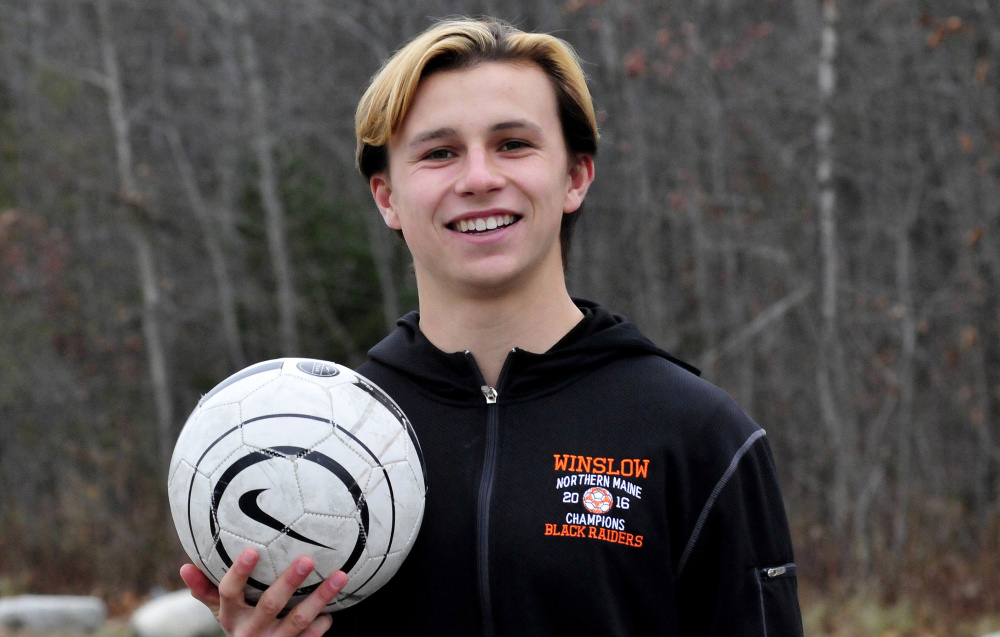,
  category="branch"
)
[700,283,814,367]
[327,11,389,60]
[35,58,109,91]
